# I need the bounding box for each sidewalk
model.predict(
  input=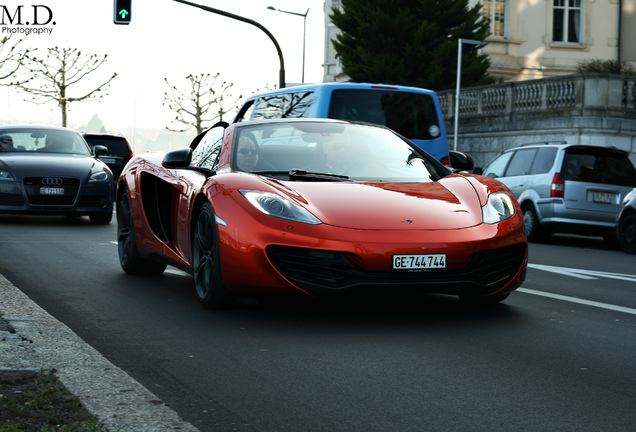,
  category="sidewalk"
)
[0,273,200,432]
